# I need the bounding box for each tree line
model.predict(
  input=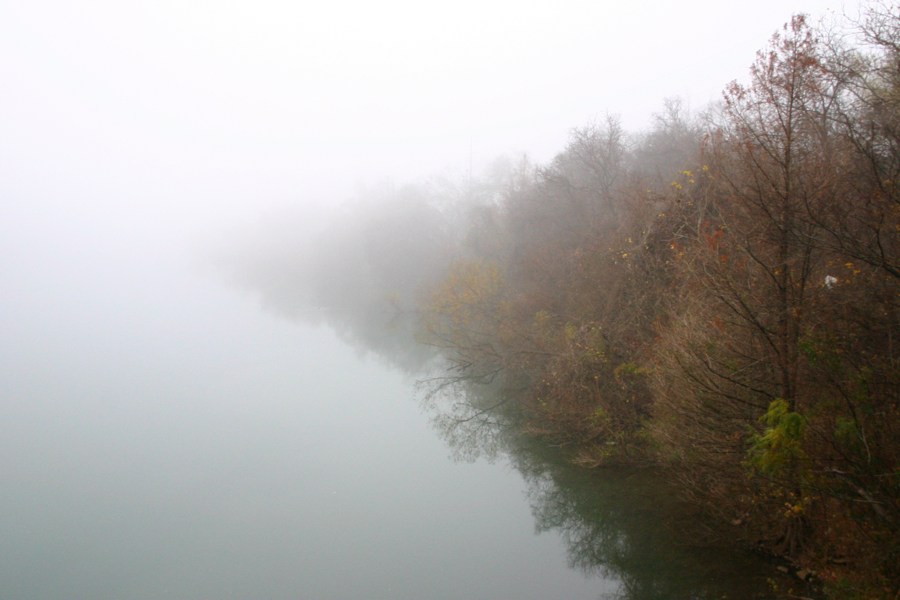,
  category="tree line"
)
[228,5,898,596]
[420,8,898,596]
